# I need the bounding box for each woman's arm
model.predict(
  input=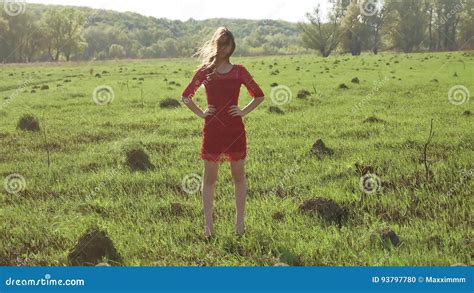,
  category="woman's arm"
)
[181,68,215,118]
[230,65,265,117]
[229,97,264,117]
[182,97,215,118]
